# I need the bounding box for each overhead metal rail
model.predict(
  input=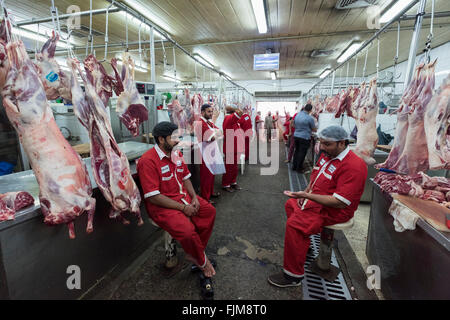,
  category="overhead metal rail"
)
[14,1,253,97]
[306,0,421,96]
